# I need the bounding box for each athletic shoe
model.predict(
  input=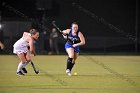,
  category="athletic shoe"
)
[66,69,72,76]
[16,71,24,76]
[68,72,72,76]
[22,68,27,73]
